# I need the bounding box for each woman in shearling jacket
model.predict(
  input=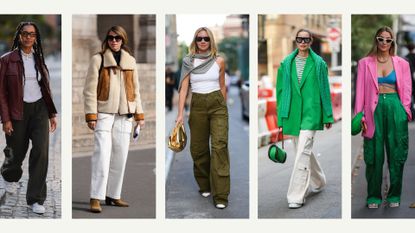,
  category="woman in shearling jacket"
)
[354,26,411,209]
[83,25,145,213]
[0,22,57,215]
